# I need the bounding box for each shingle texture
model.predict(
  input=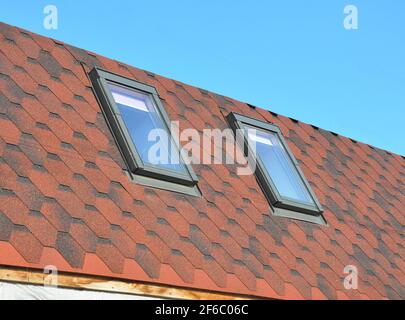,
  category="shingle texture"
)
[0,22,404,299]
